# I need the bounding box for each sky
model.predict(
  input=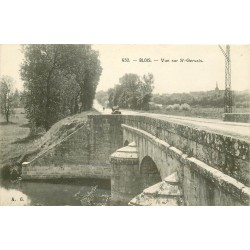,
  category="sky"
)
[0,44,249,94]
